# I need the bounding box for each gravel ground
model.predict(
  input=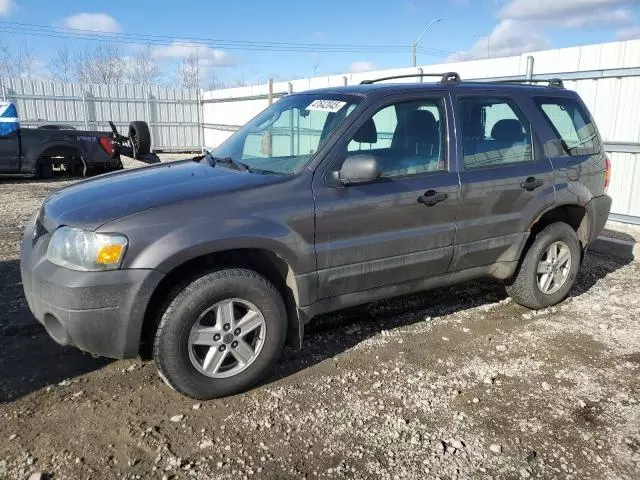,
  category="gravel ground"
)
[1,158,639,480]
